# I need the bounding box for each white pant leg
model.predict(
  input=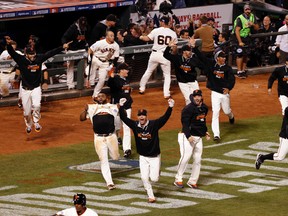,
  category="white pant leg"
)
[221,93,233,119]
[86,56,99,86]
[66,60,75,89]
[139,52,159,92]
[178,81,200,105]
[139,155,156,199]
[175,133,193,182]
[21,88,33,127]
[211,91,222,137]
[94,135,114,186]
[149,154,161,183]
[31,86,42,124]
[122,108,132,151]
[107,133,120,160]
[92,62,109,97]
[188,137,203,184]
[279,95,288,115]
[159,56,171,97]
[273,137,288,161]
